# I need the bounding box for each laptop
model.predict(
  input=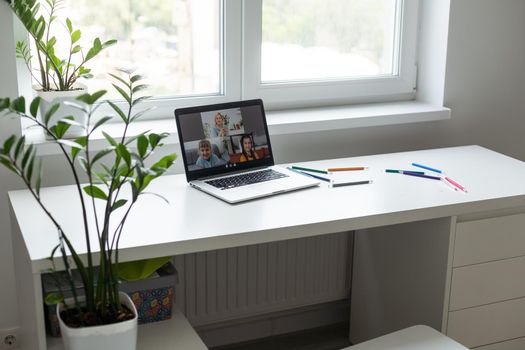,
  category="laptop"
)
[174,99,320,203]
